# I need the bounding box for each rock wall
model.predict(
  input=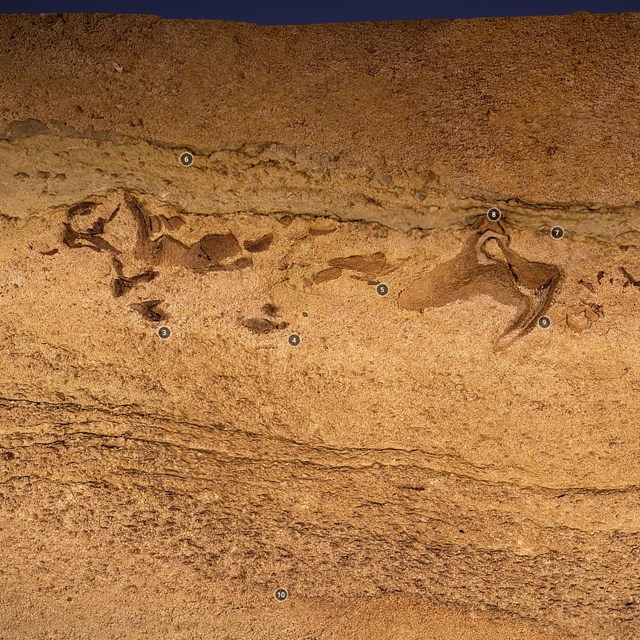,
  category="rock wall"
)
[1,11,640,640]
